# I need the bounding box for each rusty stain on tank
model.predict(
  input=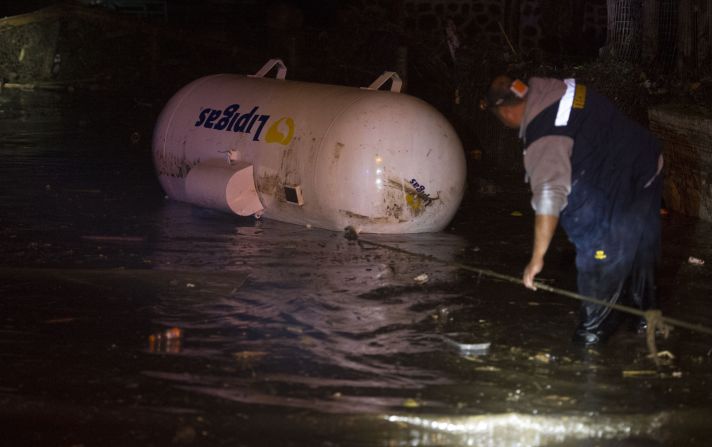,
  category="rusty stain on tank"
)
[257,173,284,200]
[339,209,404,224]
[154,150,200,178]
[333,142,344,163]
